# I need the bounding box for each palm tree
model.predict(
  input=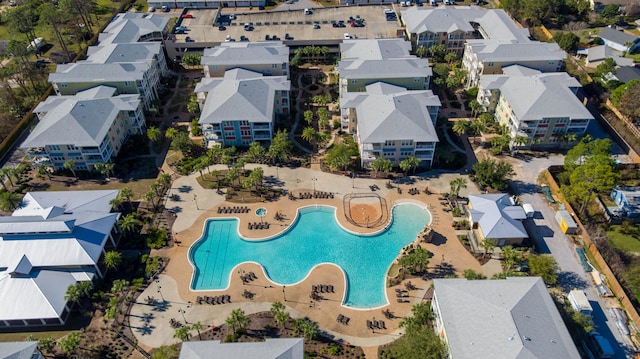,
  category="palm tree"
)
[225,308,250,334]
[118,213,140,237]
[64,160,77,178]
[399,155,420,176]
[270,301,285,316]
[370,157,393,178]
[109,196,123,212]
[57,332,81,358]
[291,318,305,336]
[173,326,190,342]
[0,169,9,190]
[103,251,122,271]
[468,121,485,144]
[468,100,483,118]
[64,283,83,304]
[37,163,51,180]
[304,110,314,125]
[119,187,134,210]
[300,319,319,341]
[192,321,203,340]
[165,127,178,139]
[480,238,495,255]
[158,173,172,192]
[449,177,468,199]
[147,126,161,143]
[275,310,290,329]
[452,120,469,136]
[0,191,21,212]
[301,126,322,151]
[416,45,427,58]
[501,245,519,270]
